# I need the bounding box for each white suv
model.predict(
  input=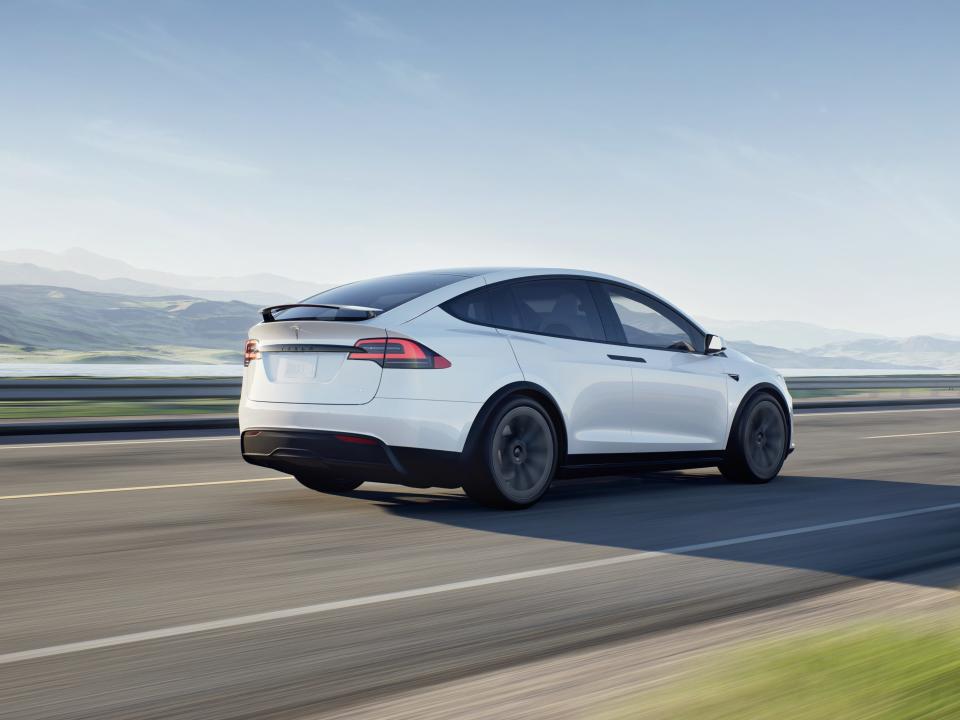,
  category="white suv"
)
[240,268,793,508]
